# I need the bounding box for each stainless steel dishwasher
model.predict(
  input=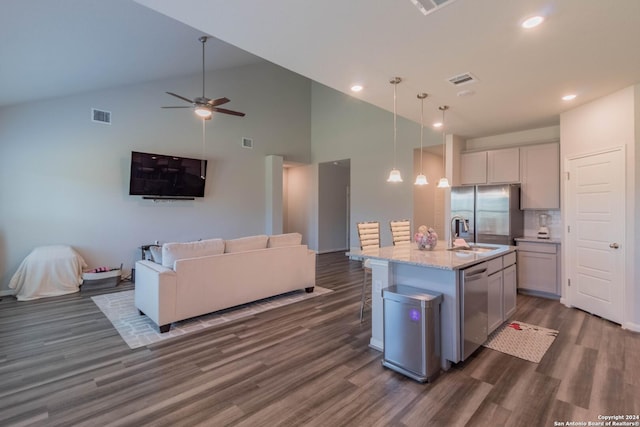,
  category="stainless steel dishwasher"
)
[460,262,488,360]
